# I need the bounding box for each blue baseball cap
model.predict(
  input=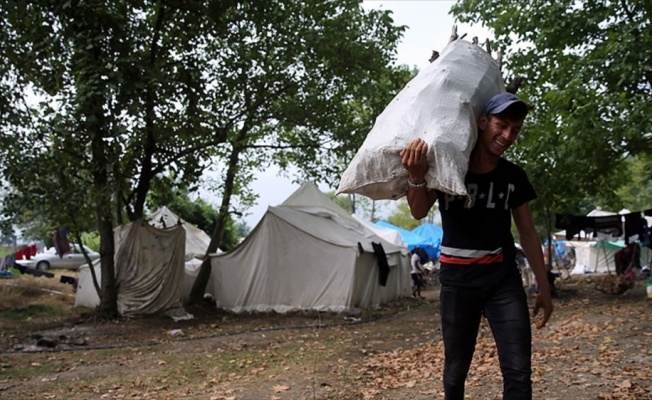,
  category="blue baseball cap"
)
[484,92,528,116]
